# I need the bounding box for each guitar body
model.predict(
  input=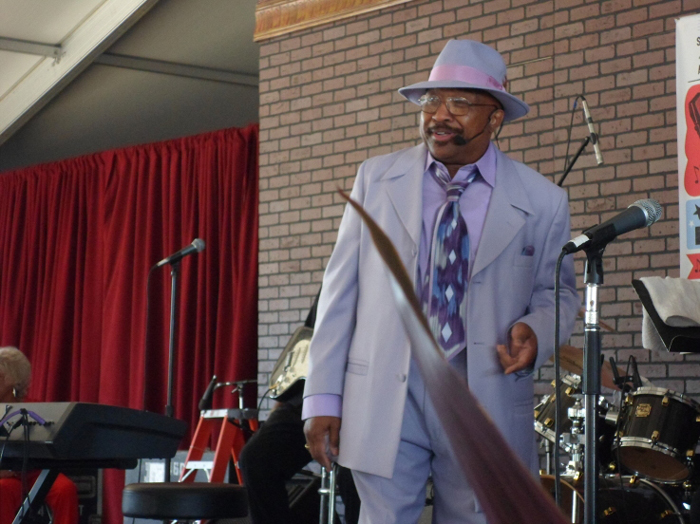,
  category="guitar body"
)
[269,326,313,401]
